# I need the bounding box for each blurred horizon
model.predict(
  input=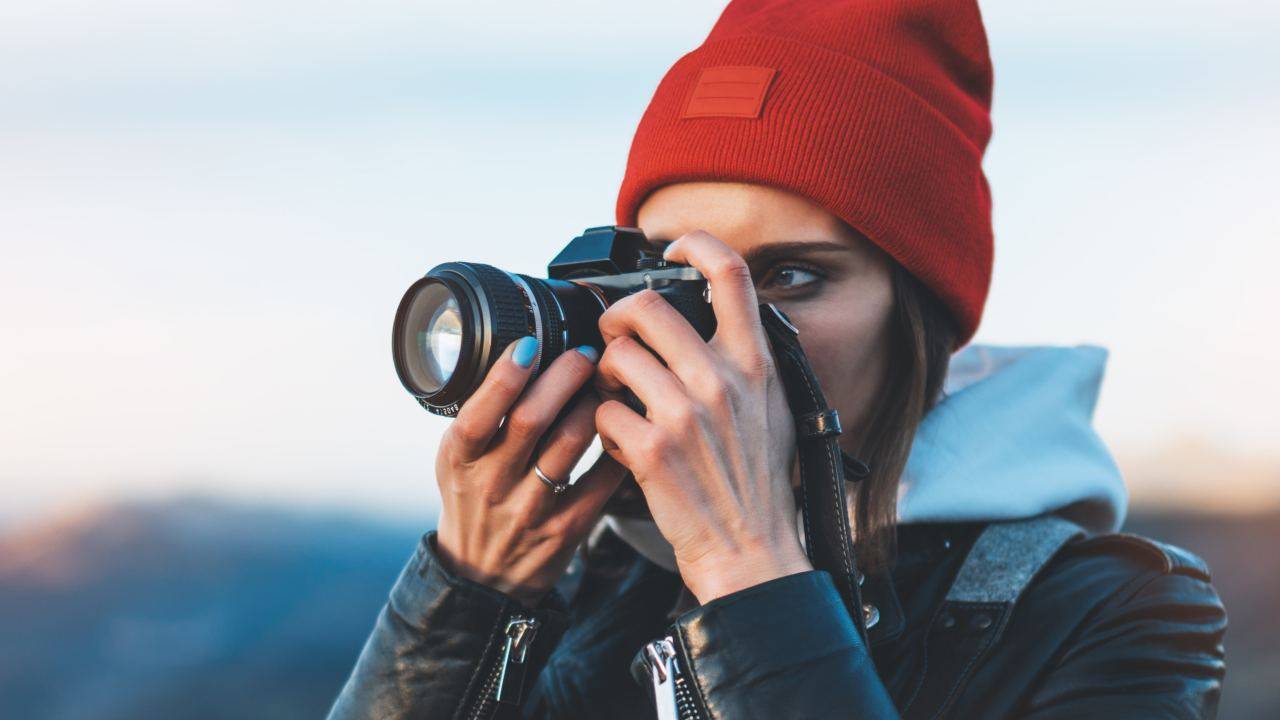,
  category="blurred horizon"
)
[2,0,1278,526]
